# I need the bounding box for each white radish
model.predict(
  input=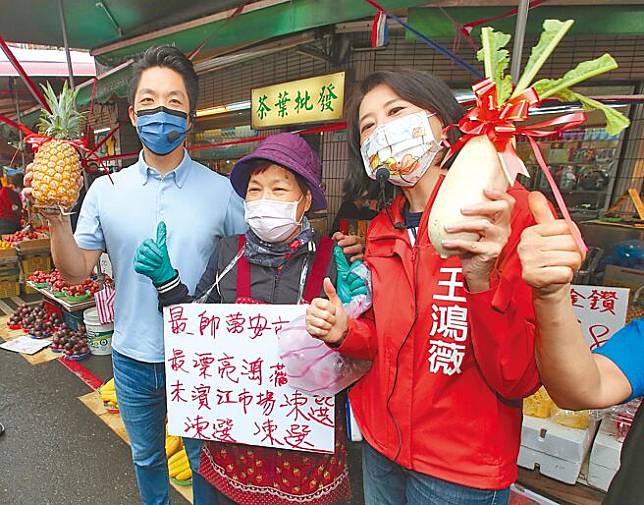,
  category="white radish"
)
[428,135,510,258]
